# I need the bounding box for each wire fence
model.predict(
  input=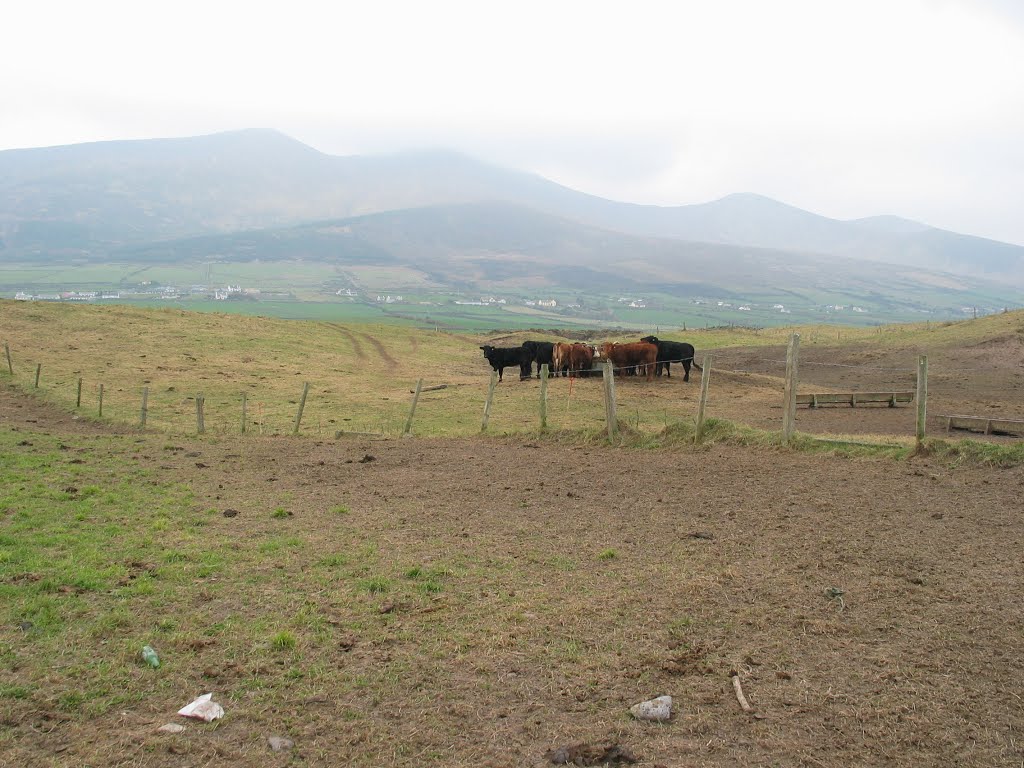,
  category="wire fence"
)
[3,337,1022,443]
